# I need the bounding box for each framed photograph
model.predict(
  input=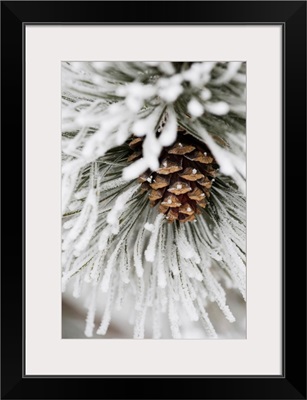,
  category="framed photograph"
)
[1,1,306,399]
